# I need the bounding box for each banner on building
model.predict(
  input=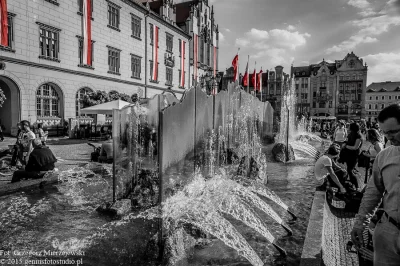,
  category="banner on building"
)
[82,0,92,65]
[0,0,8,47]
[180,39,185,88]
[152,25,159,81]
